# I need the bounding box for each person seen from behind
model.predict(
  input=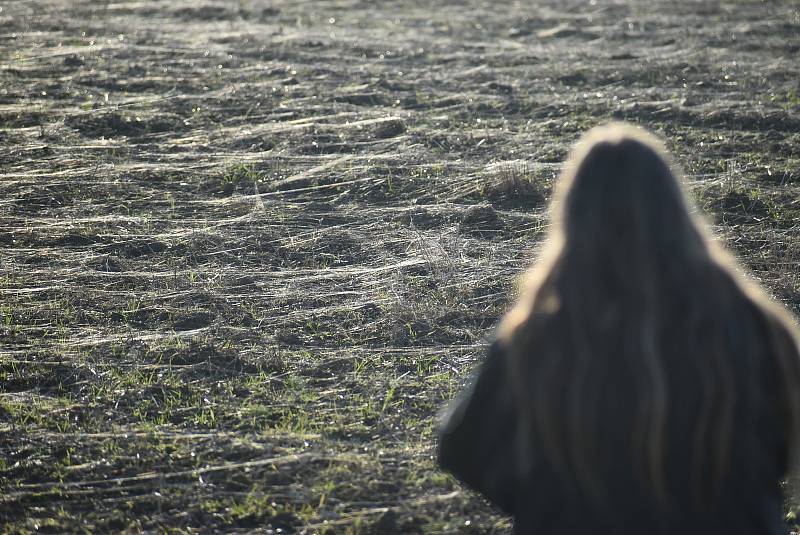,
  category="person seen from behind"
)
[438,122,800,534]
